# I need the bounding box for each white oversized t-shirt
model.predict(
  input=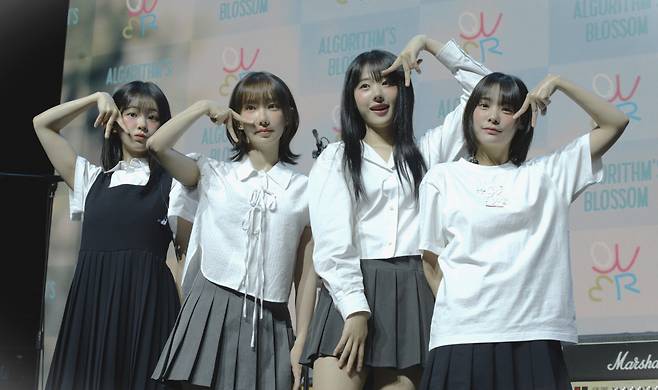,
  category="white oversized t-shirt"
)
[419,134,603,349]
